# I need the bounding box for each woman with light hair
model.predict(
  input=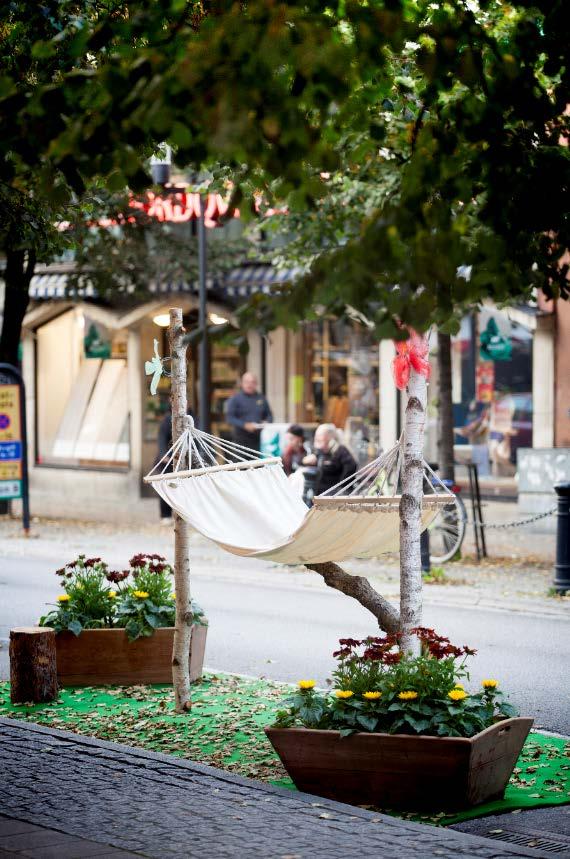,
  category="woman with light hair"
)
[303,423,357,495]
